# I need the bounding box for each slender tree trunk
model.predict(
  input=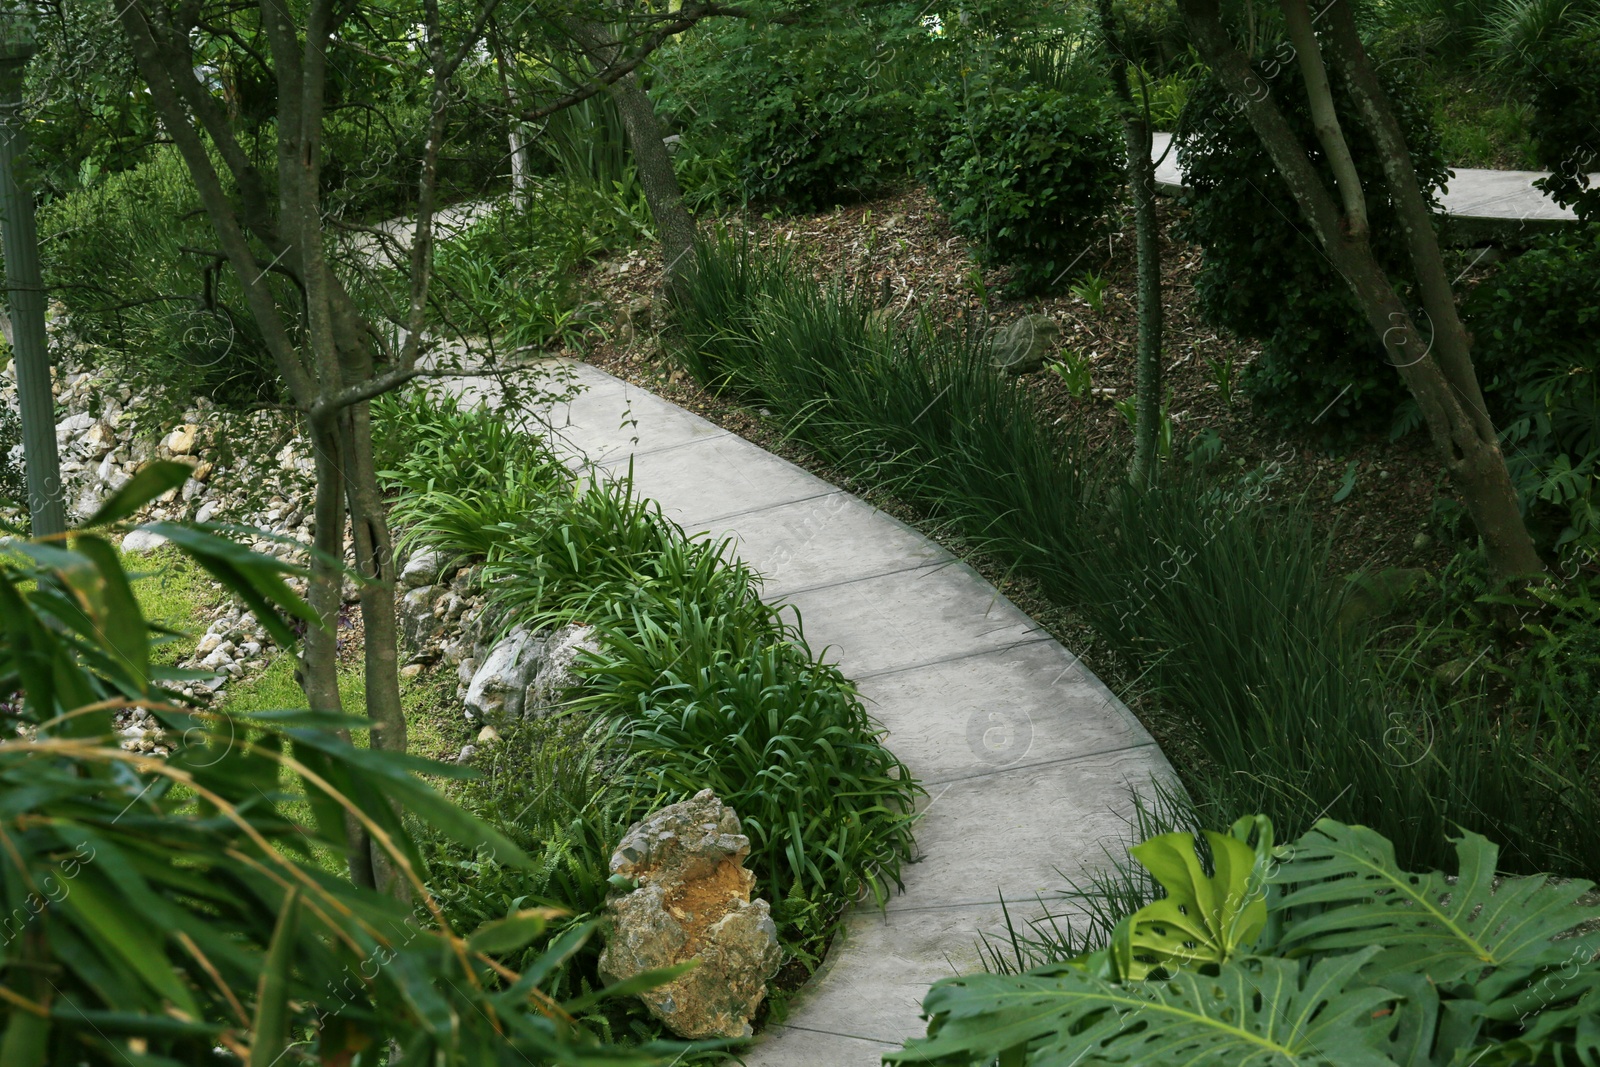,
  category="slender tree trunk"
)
[1176,0,1545,582]
[490,28,530,197]
[1097,0,1164,485]
[568,18,697,302]
[610,70,697,300]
